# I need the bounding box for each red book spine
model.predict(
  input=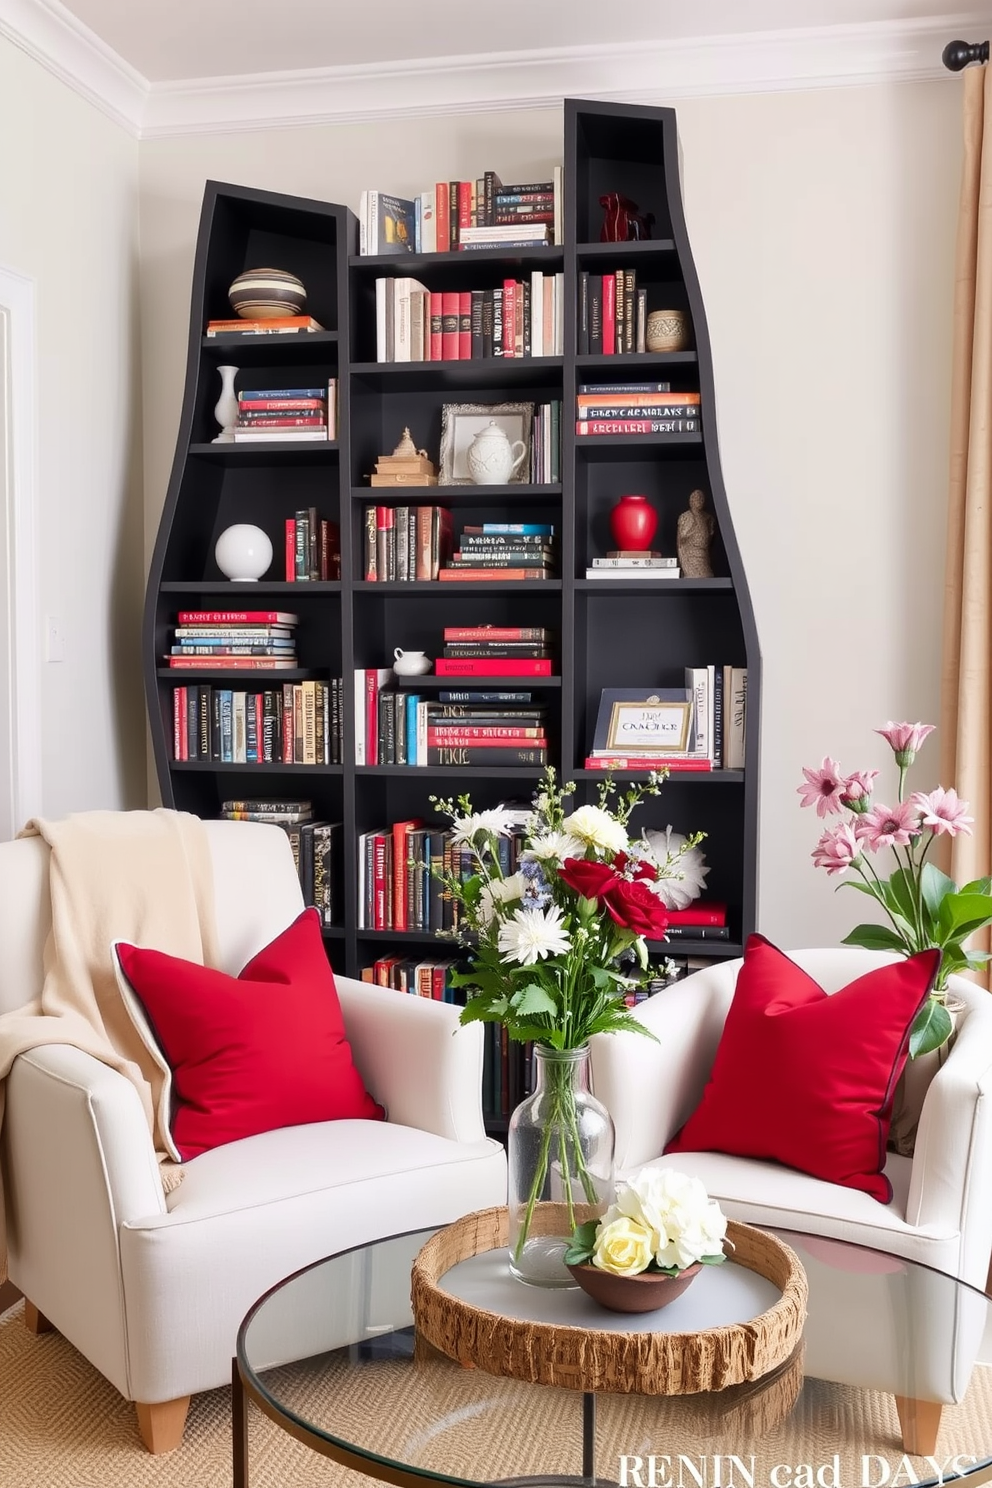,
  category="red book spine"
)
[443,627,545,641]
[457,291,472,359]
[392,824,408,933]
[502,280,516,359]
[434,658,553,676]
[441,292,460,360]
[576,419,698,435]
[238,397,325,410]
[427,728,547,743]
[282,684,294,762]
[457,180,473,238]
[664,903,728,925]
[429,291,443,360]
[373,834,387,930]
[365,669,380,765]
[602,275,616,355]
[431,964,446,1002]
[173,688,185,760]
[177,610,296,623]
[254,693,264,761]
[285,518,296,581]
[435,182,450,252]
[583,755,713,771]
